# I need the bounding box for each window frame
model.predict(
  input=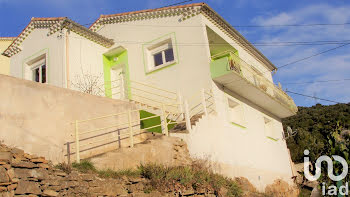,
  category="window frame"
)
[263,116,278,141]
[227,96,246,128]
[143,33,178,74]
[31,59,47,83]
[23,49,49,84]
